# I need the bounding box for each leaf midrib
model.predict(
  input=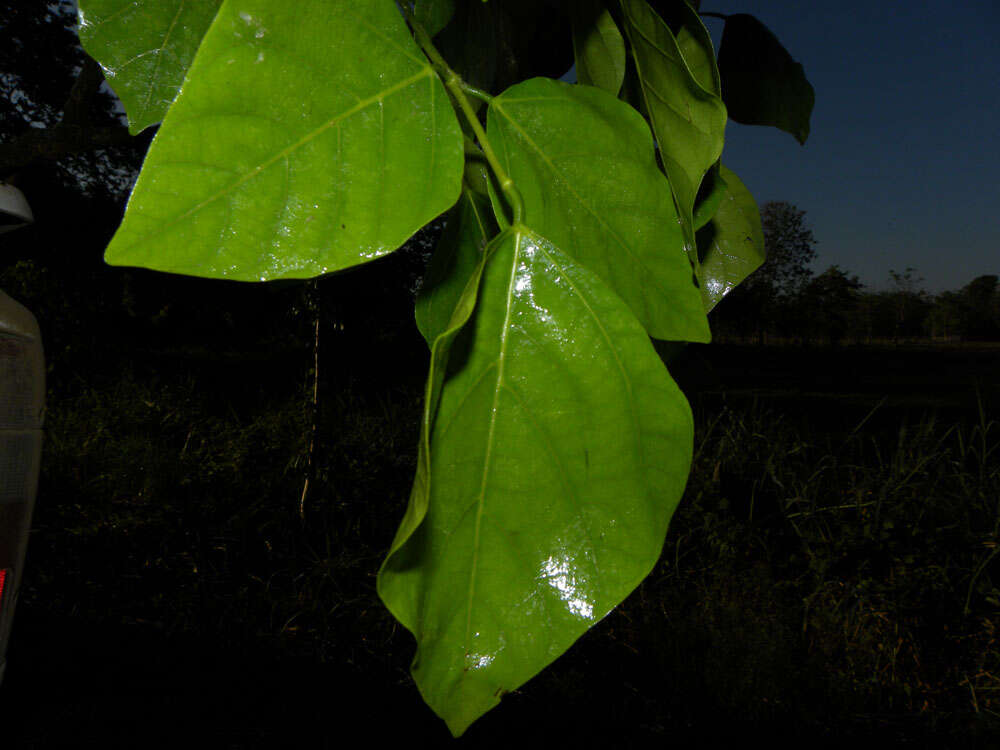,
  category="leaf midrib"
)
[118,68,434,251]
[463,230,522,662]
[457,230,644,664]
[491,100,653,285]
